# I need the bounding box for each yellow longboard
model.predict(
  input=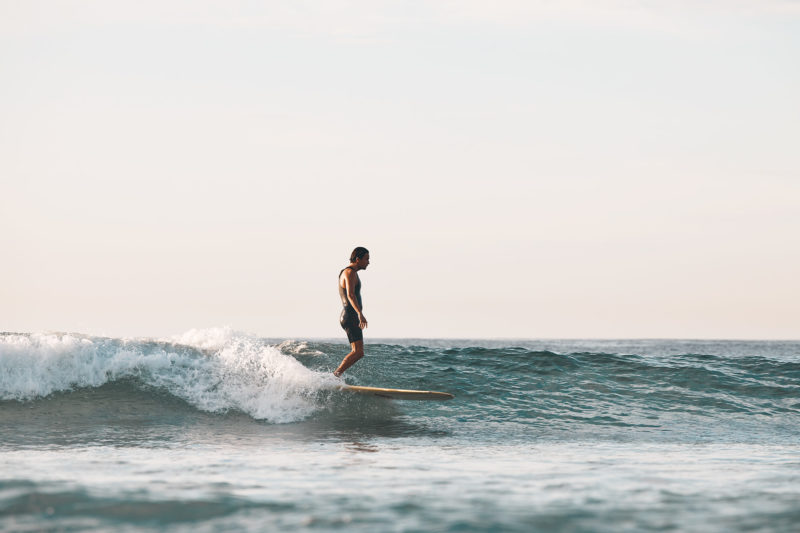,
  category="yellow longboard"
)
[340,385,454,401]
